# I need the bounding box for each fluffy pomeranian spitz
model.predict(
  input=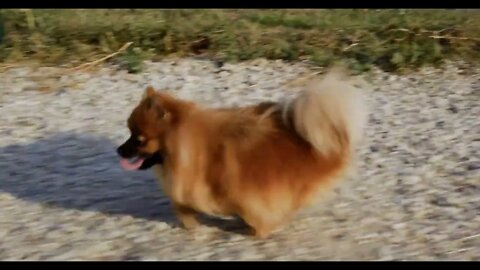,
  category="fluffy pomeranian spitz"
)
[117,68,368,238]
